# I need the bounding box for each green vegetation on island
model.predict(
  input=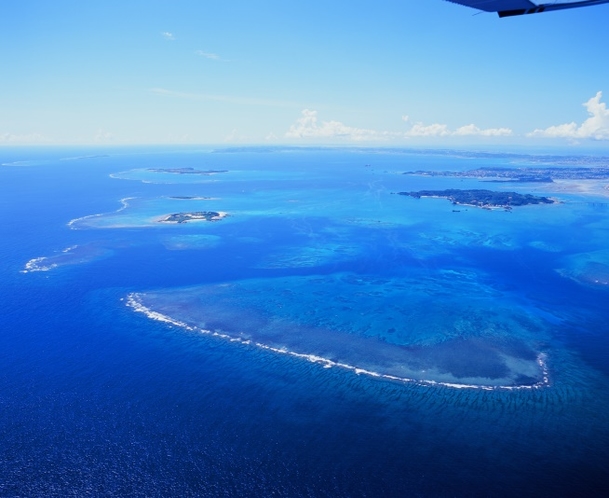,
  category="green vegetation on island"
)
[398,189,554,209]
[158,211,227,223]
